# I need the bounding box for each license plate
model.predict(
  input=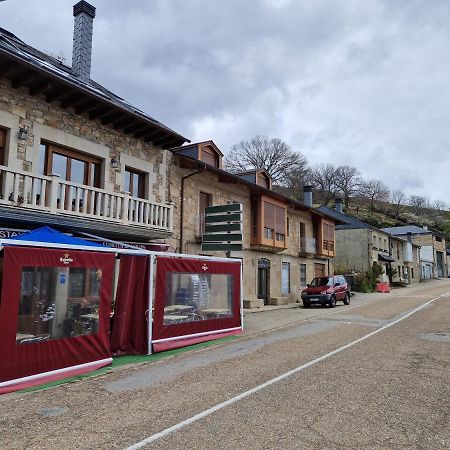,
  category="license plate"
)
[310,297,318,301]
